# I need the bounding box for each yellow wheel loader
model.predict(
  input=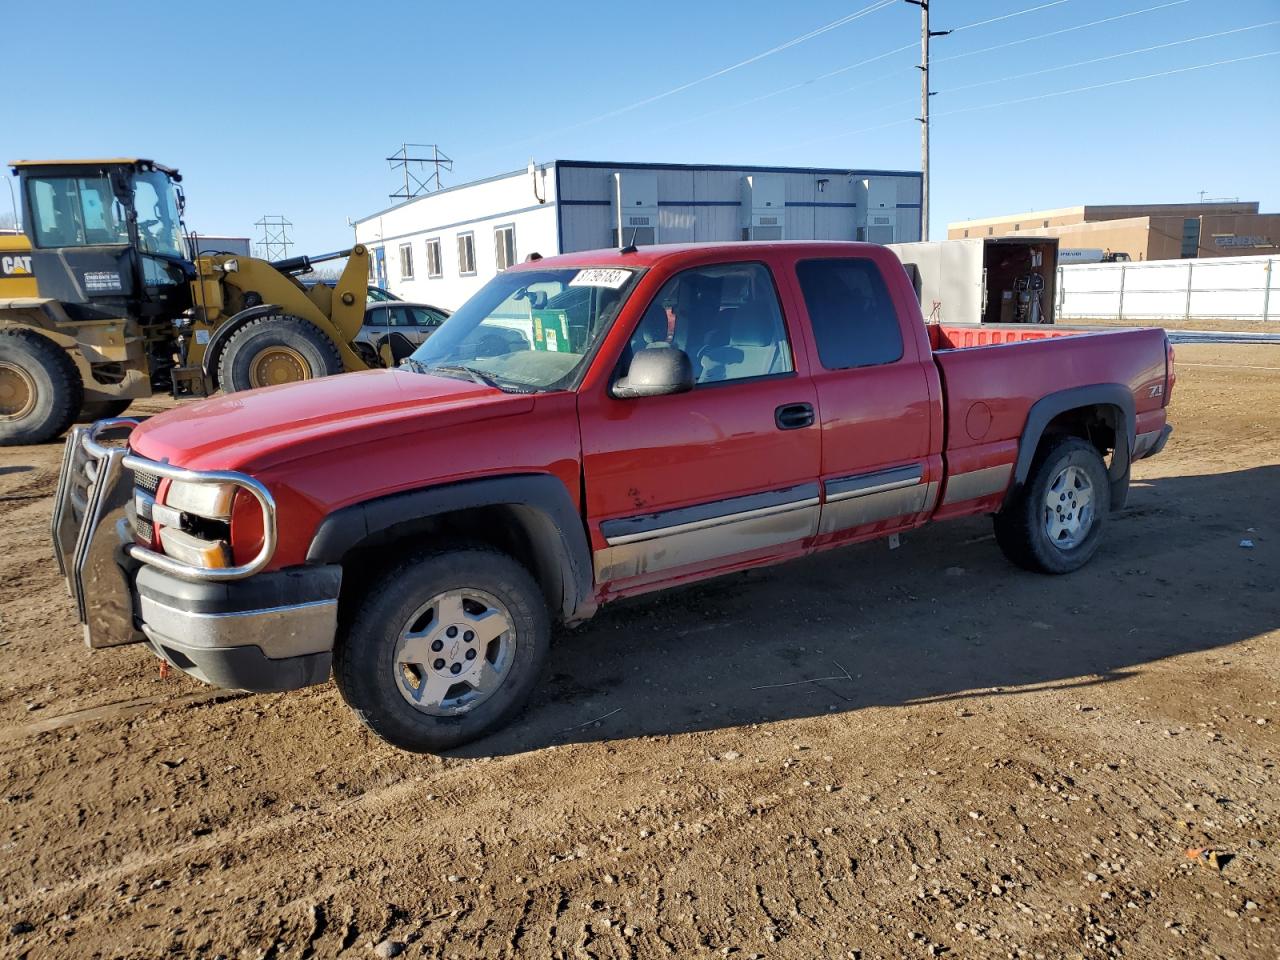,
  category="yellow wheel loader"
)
[0,158,375,445]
